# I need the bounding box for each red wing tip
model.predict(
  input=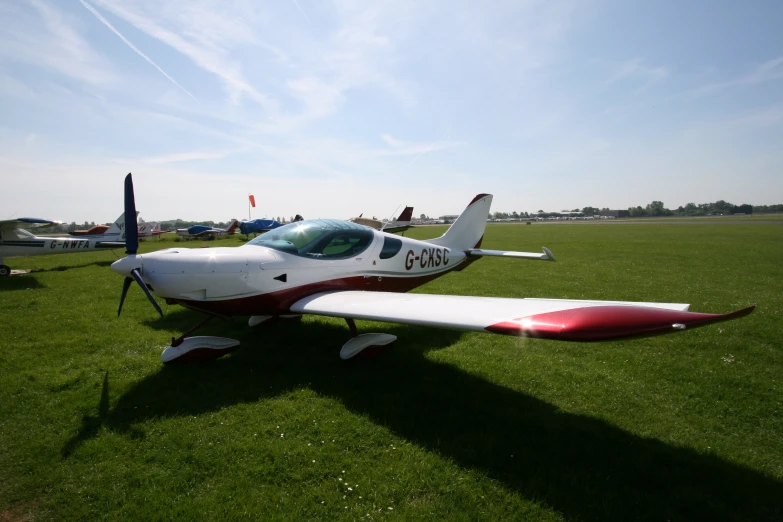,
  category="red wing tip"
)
[485,304,756,342]
[725,305,756,319]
